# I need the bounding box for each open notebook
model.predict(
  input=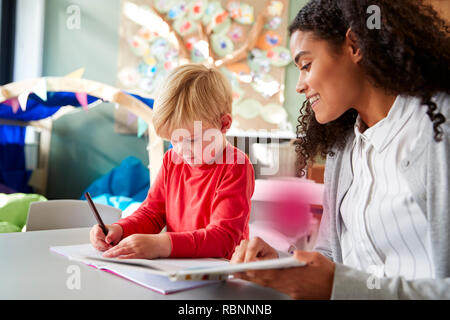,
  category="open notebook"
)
[50,244,224,294]
[50,244,305,294]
